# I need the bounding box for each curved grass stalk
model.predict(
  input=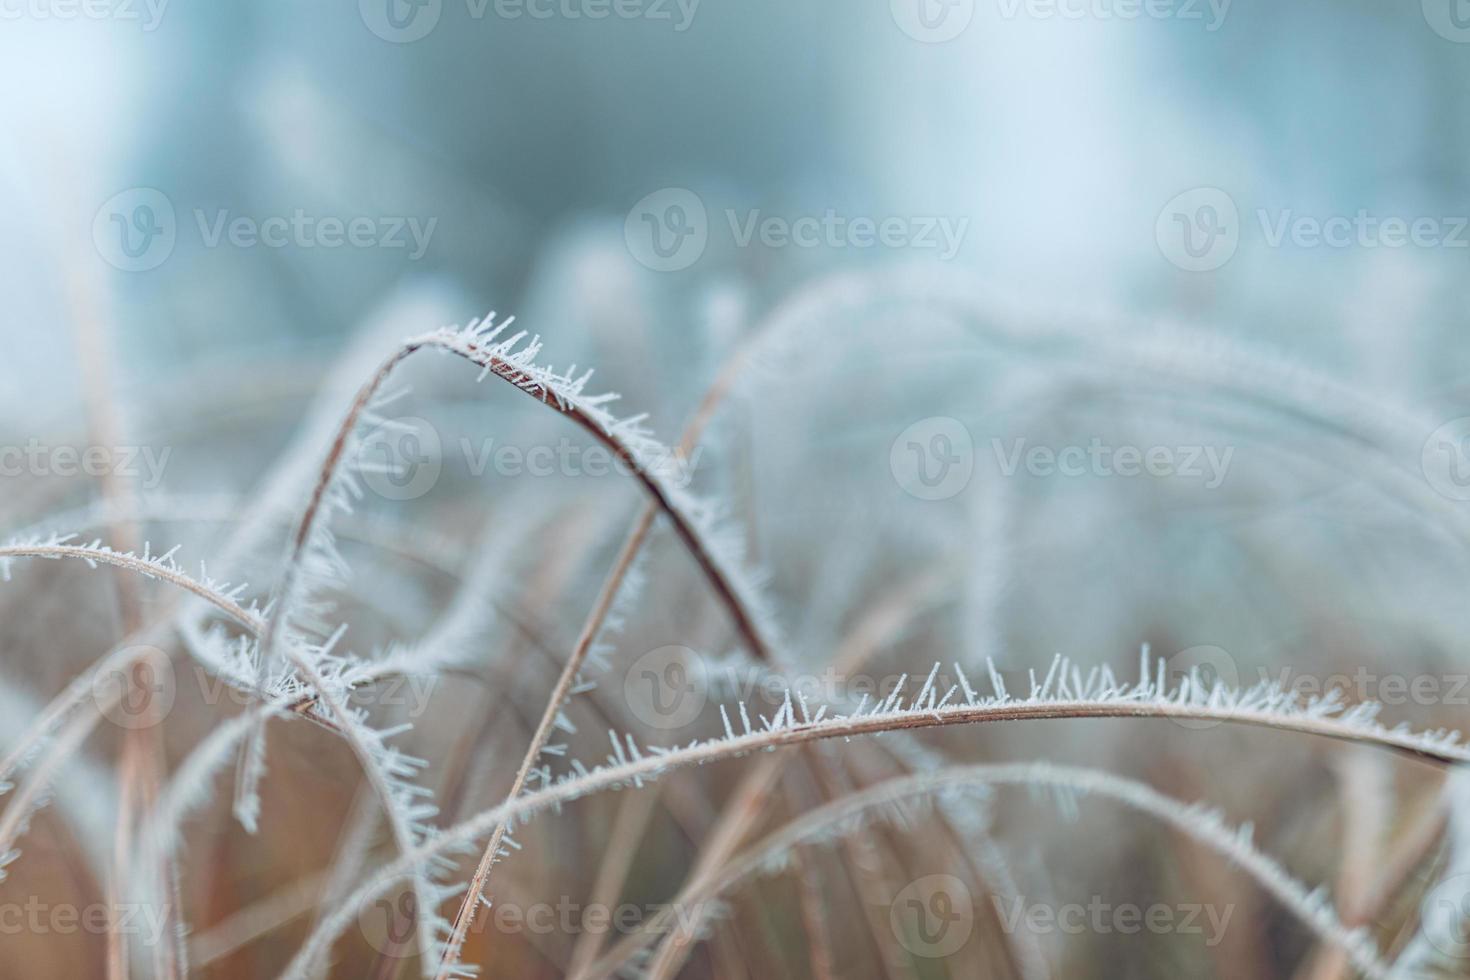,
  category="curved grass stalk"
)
[711,267,1470,596]
[1386,770,1470,975]
[0,538,264,633]
[282,643,451,974]
[232,312,784,943]
[773,265,1470,548]
[281,656,1467,979]
[0,533,440,954]
[252,312,781,977]
[0,651,161,888]
[264,315,776,683]
[0,638,161,796]
[2,492,477,590]
[631,567,955,980]
[0,540,269,839]
[583,762,1393,980]
[0,692,107,879]
[431,289,856,977]
[145,700,288,864]
[0,681,115,881]
[432,511,656,977]
[140,687,440,975]
[0,540,377,825]
[423,319,778,660]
